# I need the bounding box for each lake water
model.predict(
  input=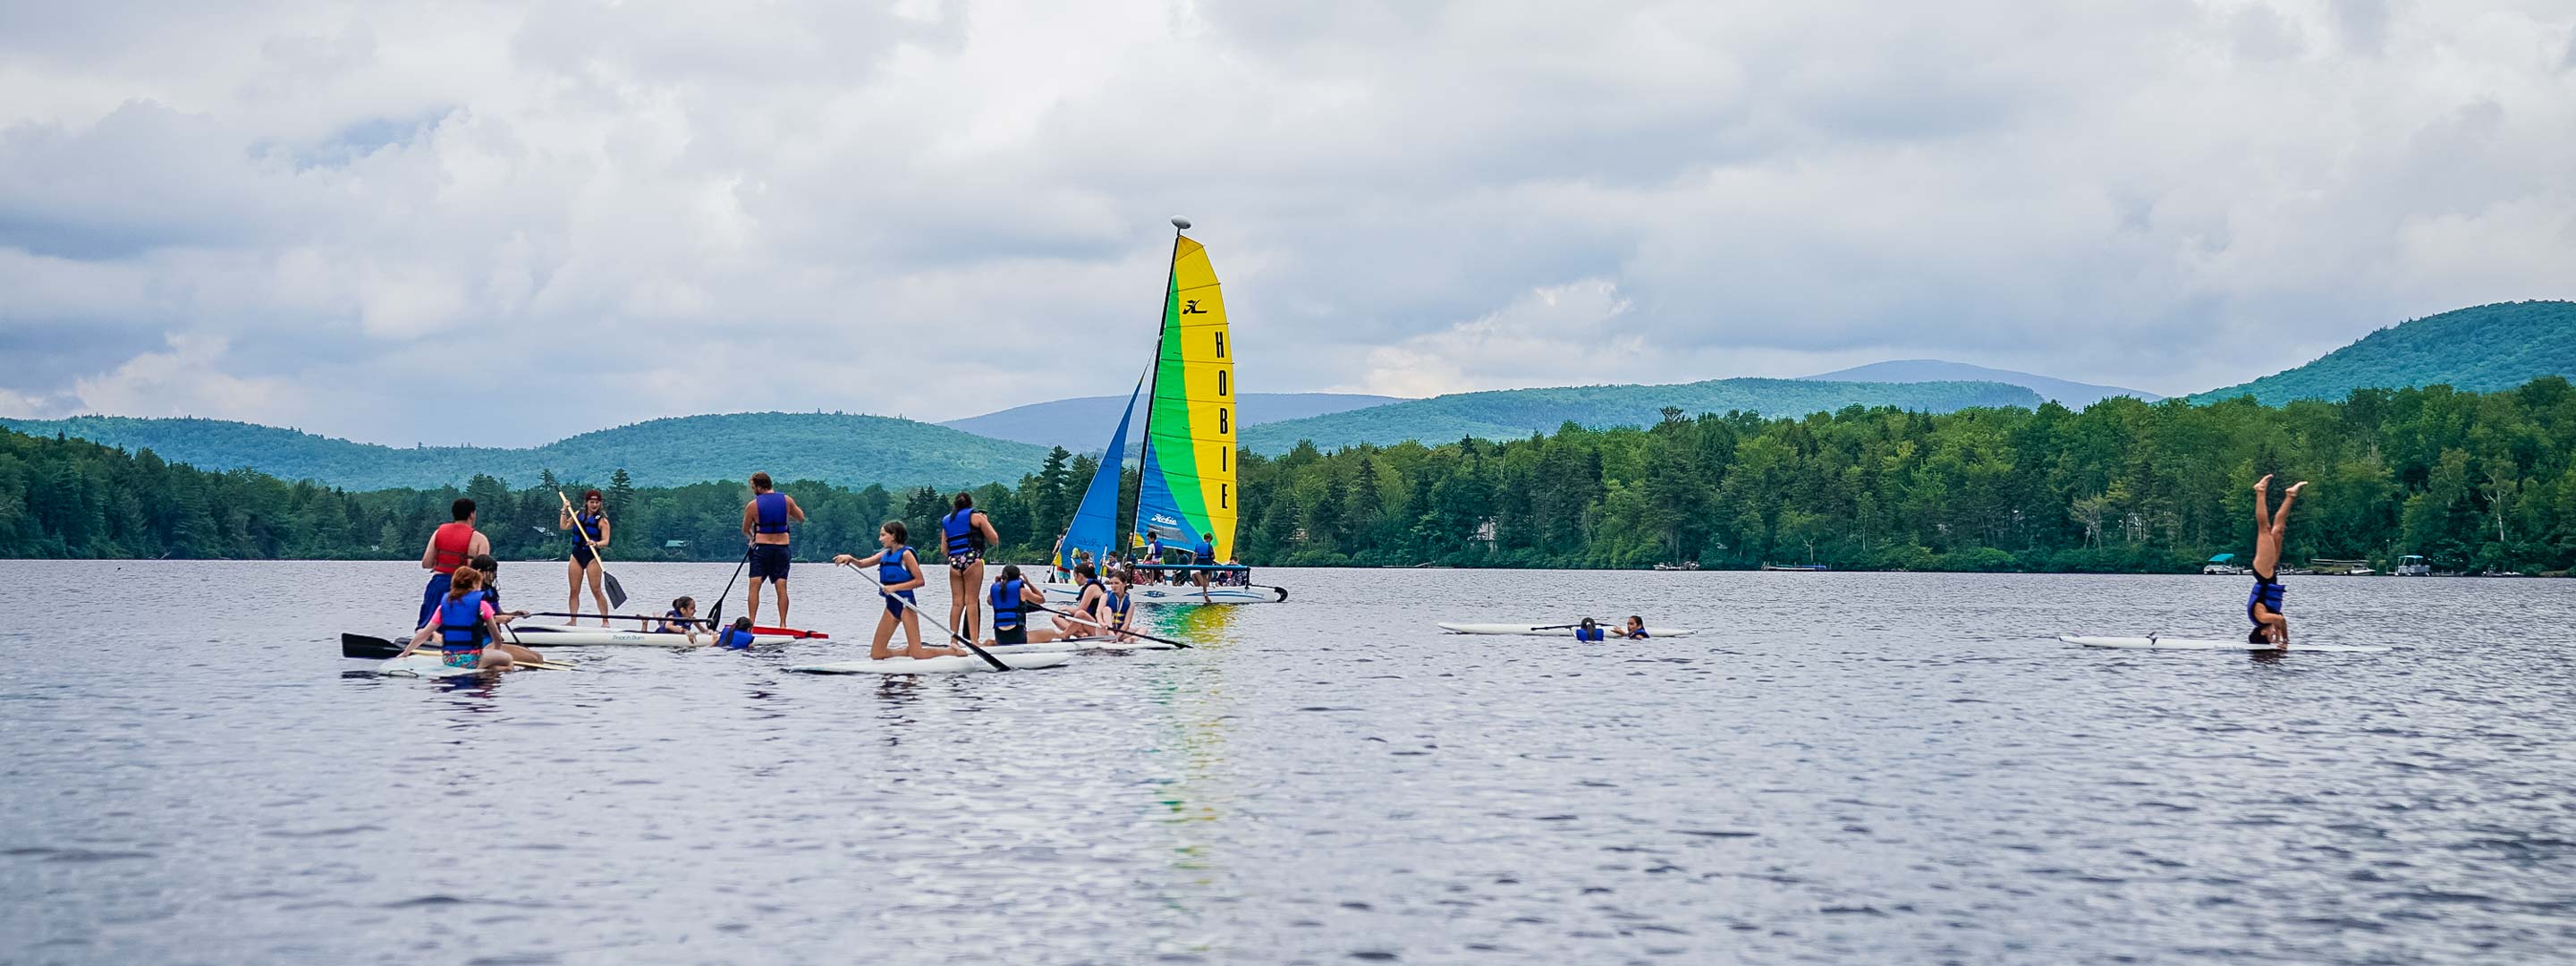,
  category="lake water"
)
[2,561,2572,964]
